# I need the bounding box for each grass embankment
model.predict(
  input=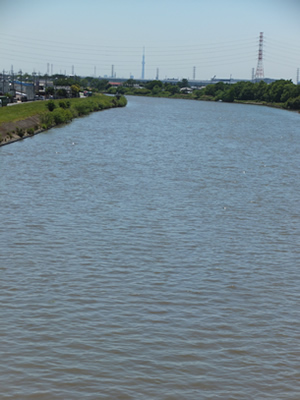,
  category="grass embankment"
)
[0,94,127,146]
